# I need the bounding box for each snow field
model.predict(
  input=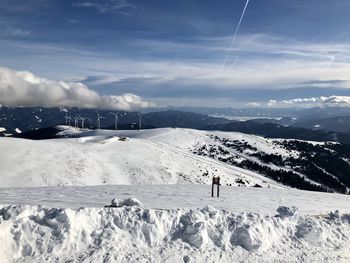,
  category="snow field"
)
[1,127,350,262]
[0,128,284,188]
[1,185,350,216]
